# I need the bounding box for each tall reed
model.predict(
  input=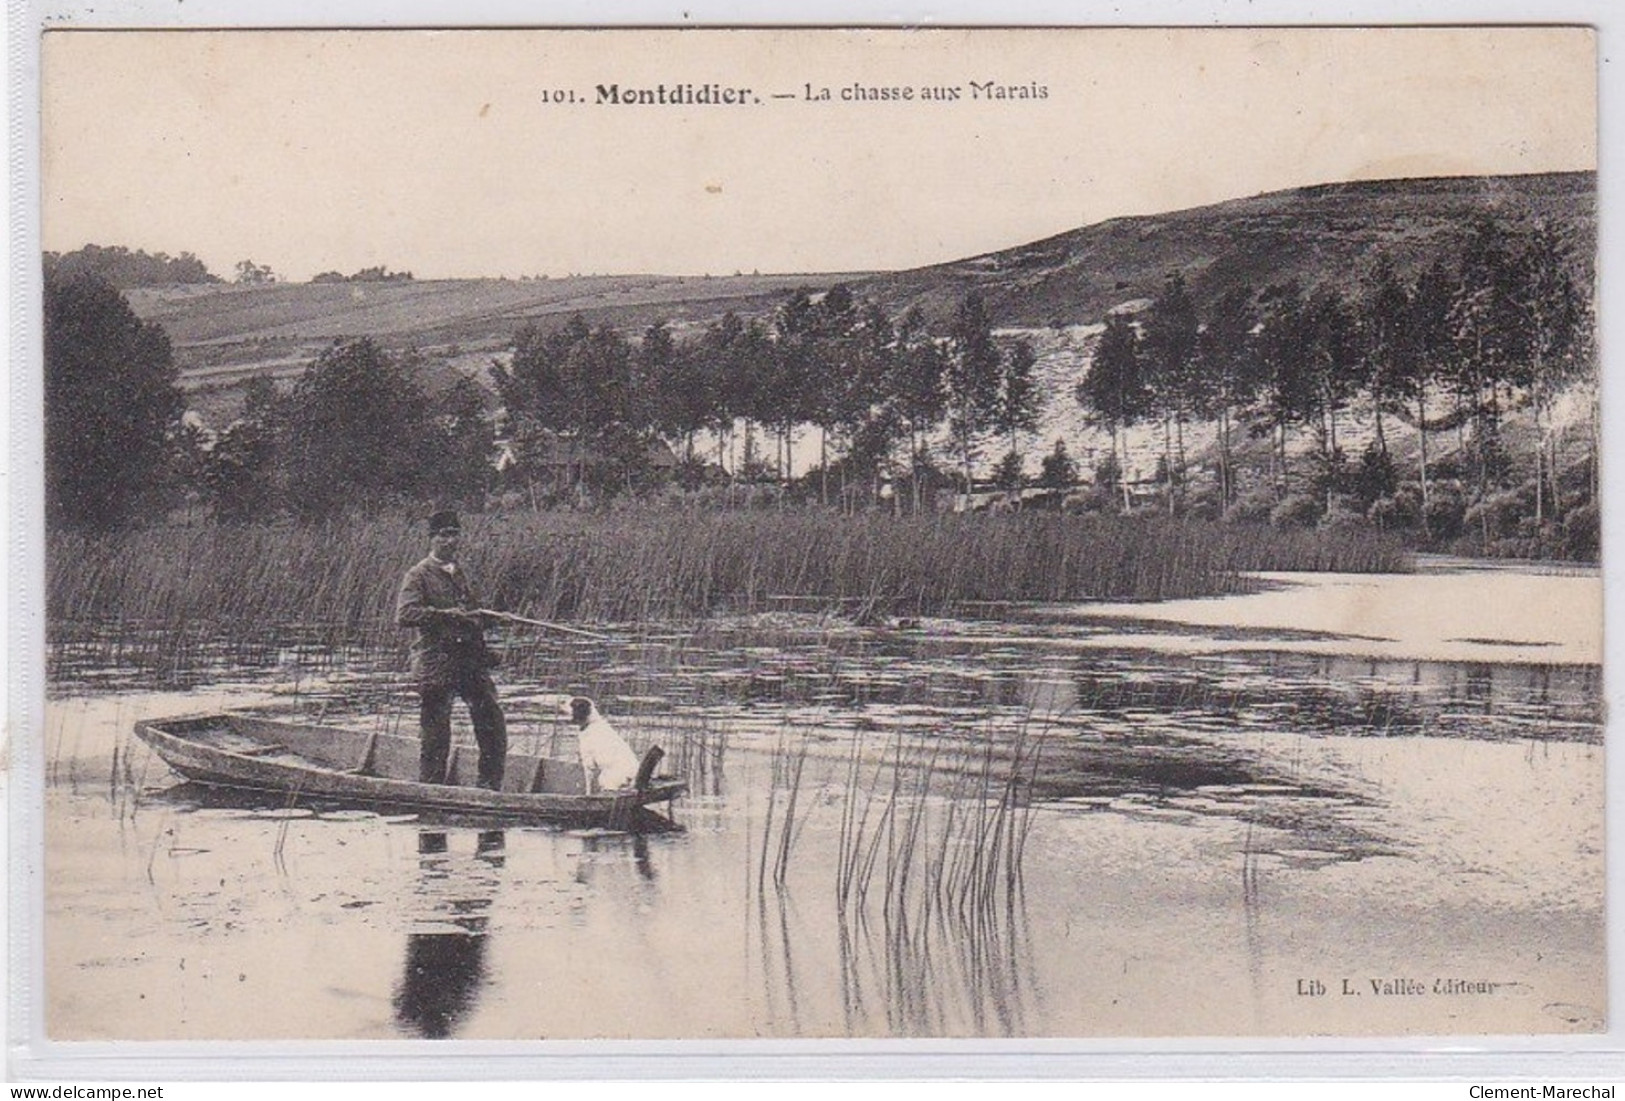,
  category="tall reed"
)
[49,508,1410,636]
[832,719,1046,934]
[755,728,814,894]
